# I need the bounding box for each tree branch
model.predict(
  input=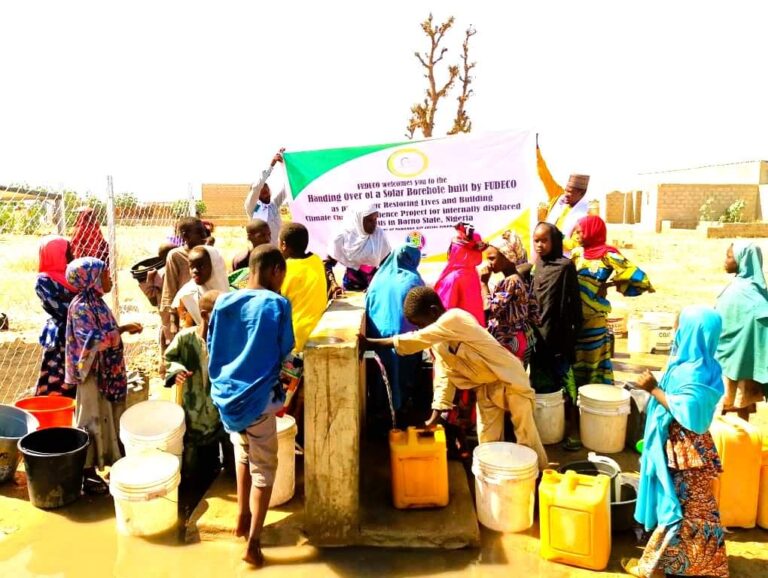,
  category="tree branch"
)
[448,25,476,135]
